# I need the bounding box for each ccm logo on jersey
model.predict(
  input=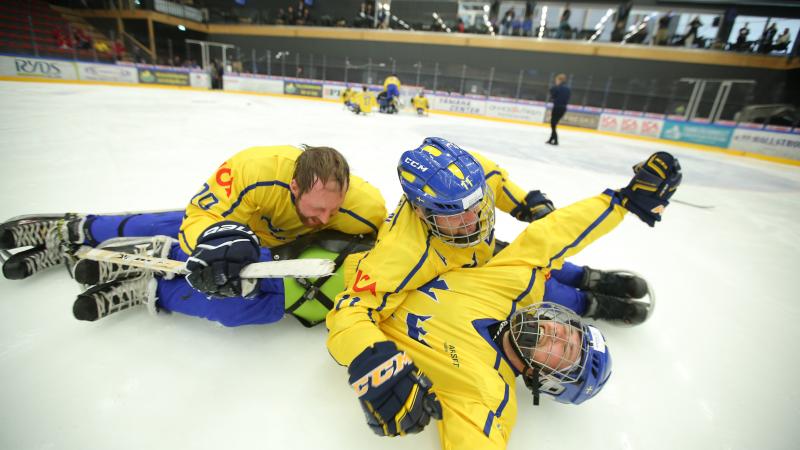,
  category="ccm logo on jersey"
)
[351,352,414,397]
[403,157,429,173]
[352,270,377,296]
